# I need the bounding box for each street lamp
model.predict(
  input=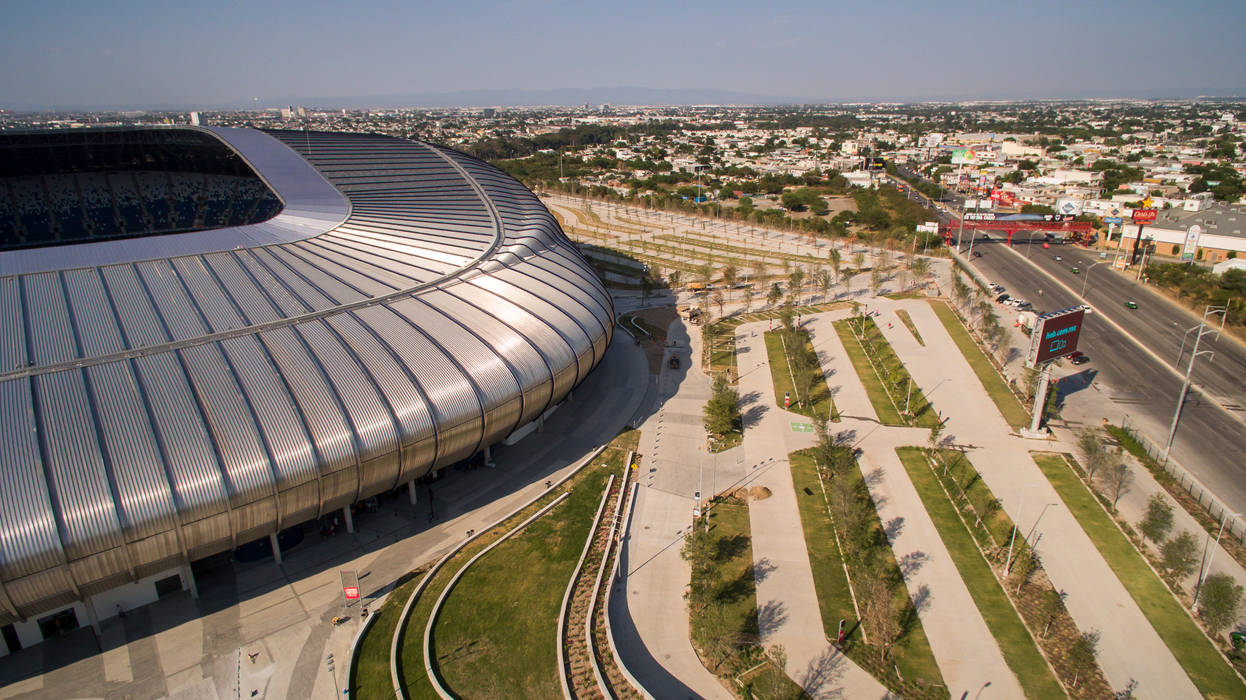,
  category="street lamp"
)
[1079,260,1106,298]
[1024,502,1060,549]
[1193,511,1242,607]
[1165,305,1226,463]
